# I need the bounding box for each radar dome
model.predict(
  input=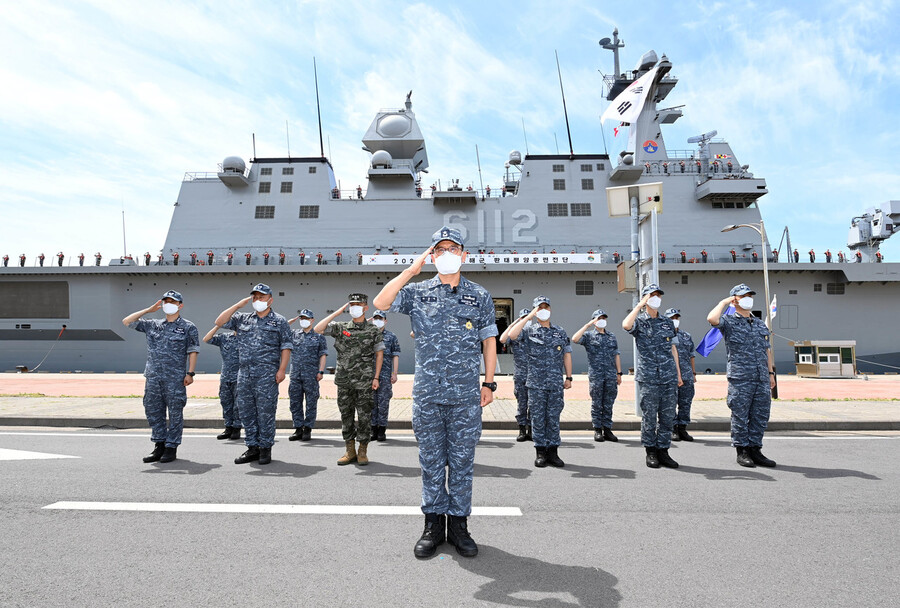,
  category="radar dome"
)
[508,150,522,165]
[222,156,246,173]
[377,114,411,138]
[371,150,393,168]
[622,154,634,165]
